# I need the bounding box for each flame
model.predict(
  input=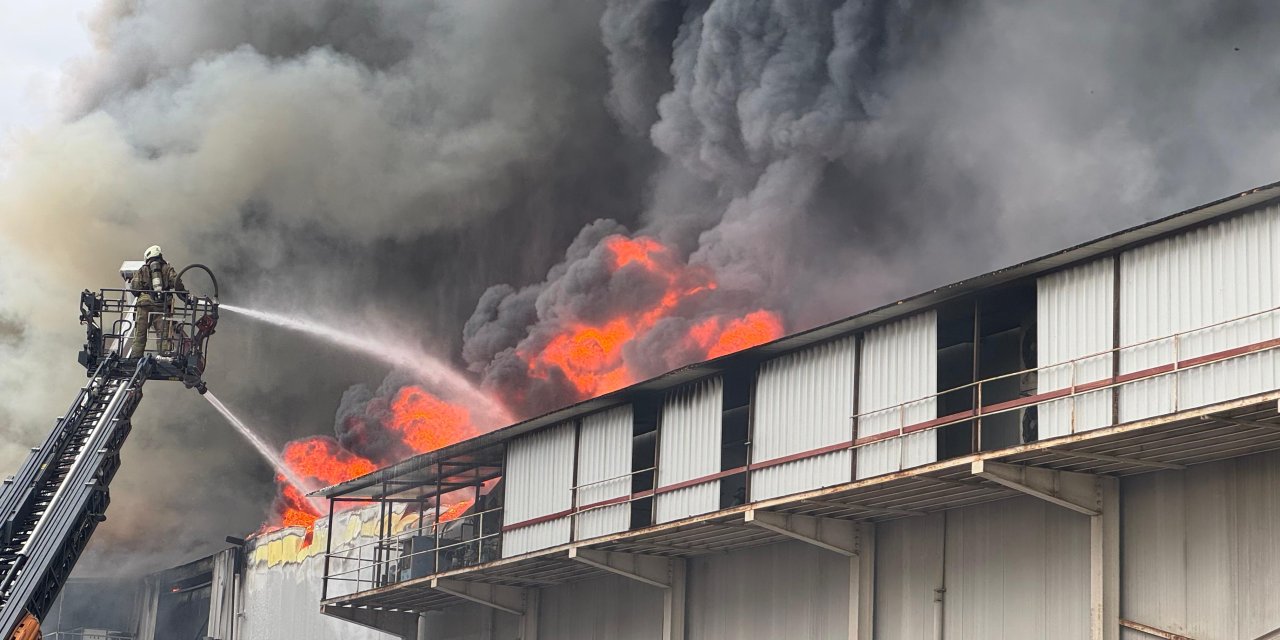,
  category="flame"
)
[278,484,322,529]
[282,437,377,486]
[439,499,475,523]
[257,234,785,533]
[264,388,481,531]
[389,386,478,453]
[693,310,785,358]
[523,234,782,397]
